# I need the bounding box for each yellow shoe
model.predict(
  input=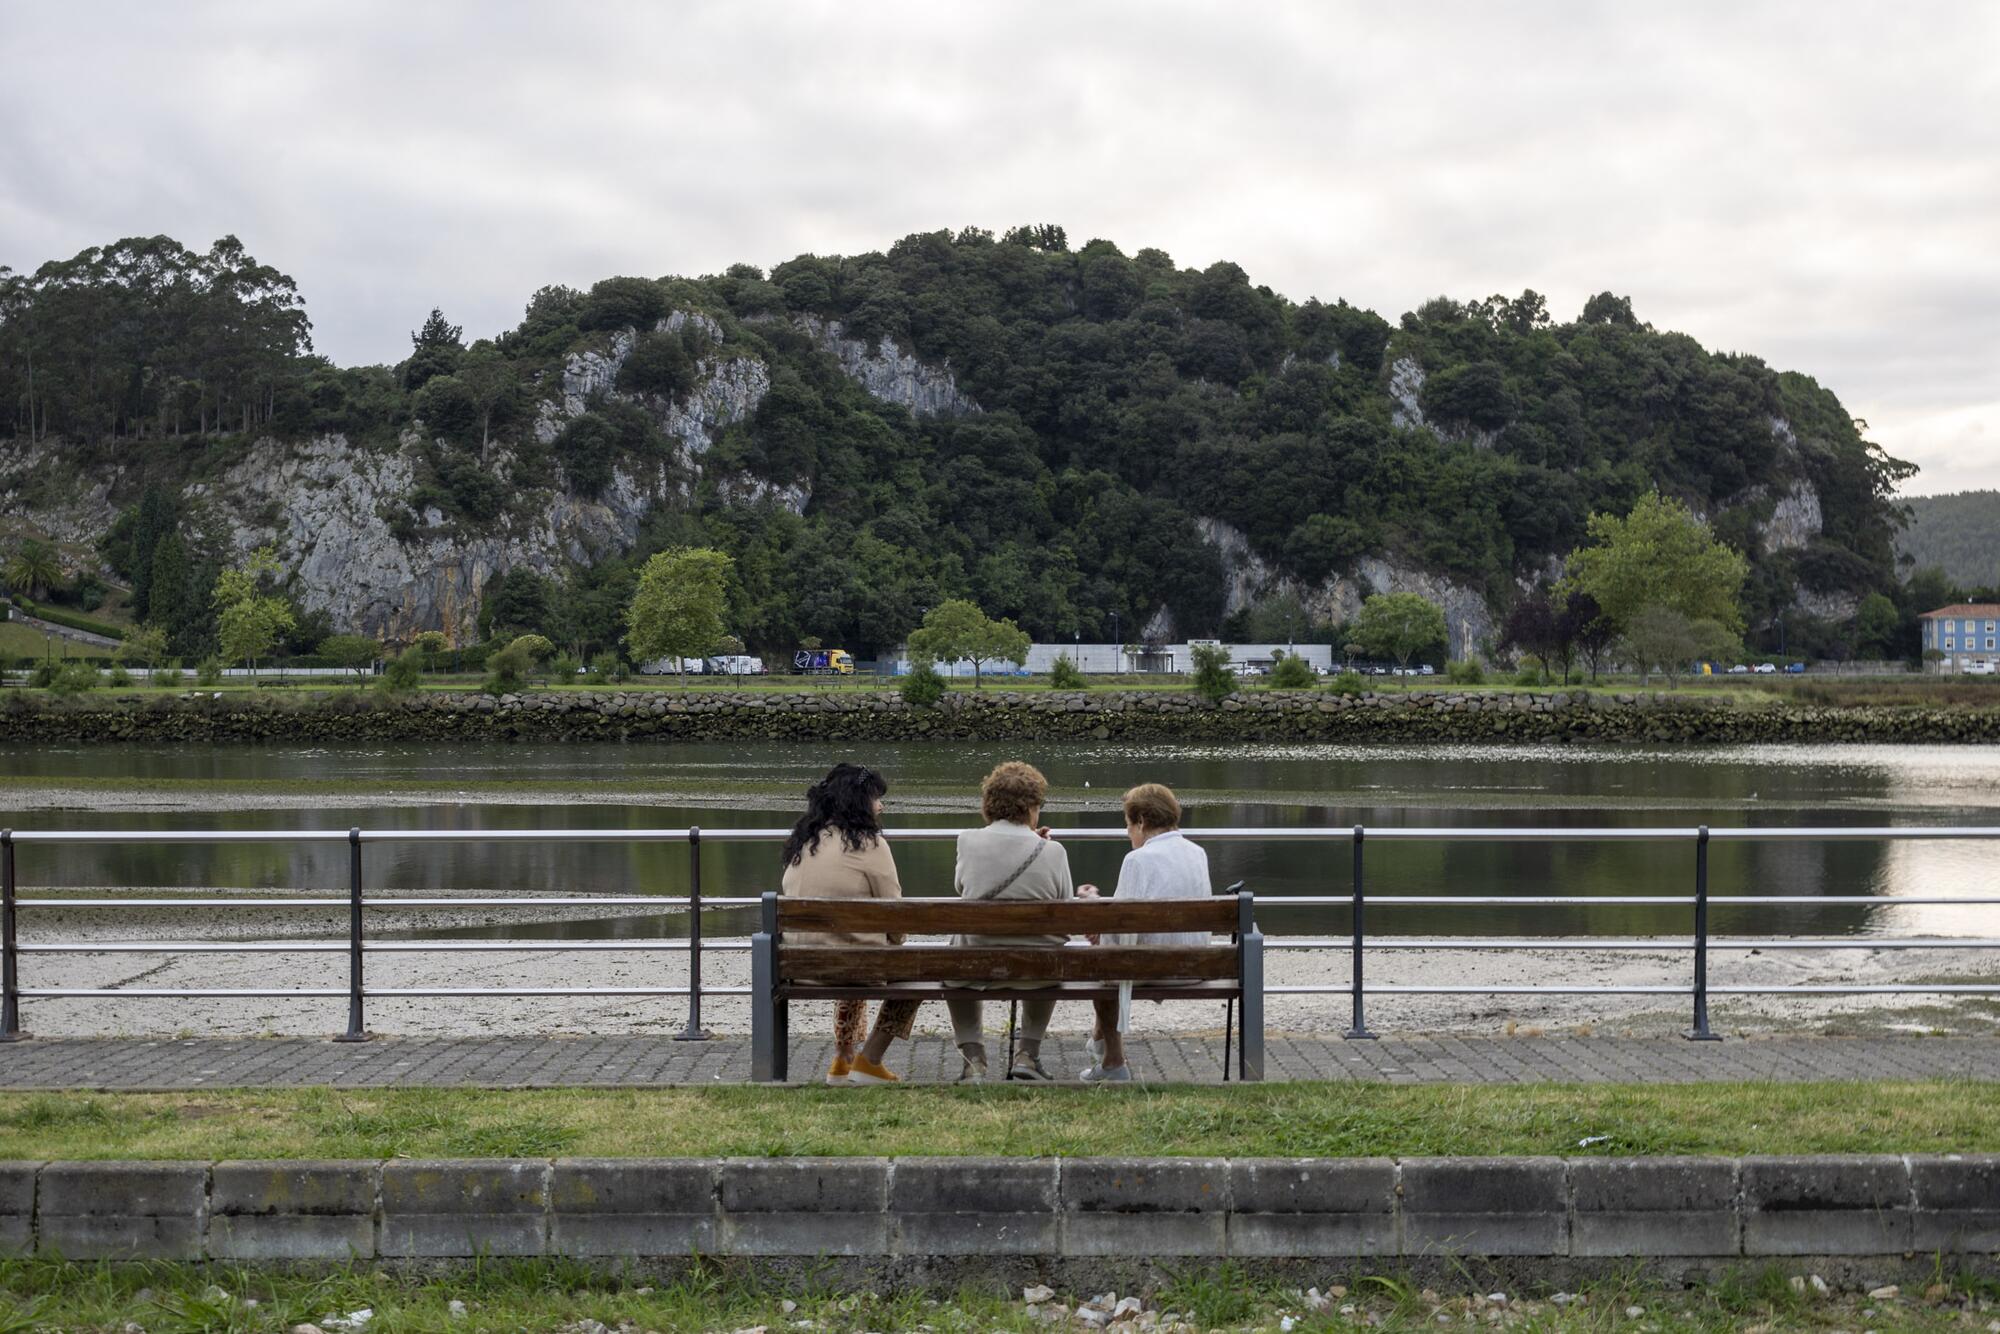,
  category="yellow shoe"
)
[847,1055,901,1084]
[826,1056,853,1085]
